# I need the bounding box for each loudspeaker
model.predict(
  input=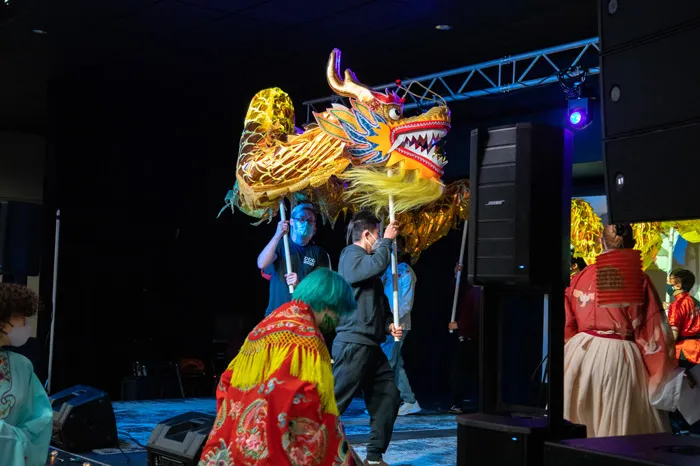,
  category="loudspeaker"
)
[545,433,700,466]
[599,1,700,223]
[457,413,585,466]
[50,384,118,452]
[468,123,573,287]
[146,411,215,466]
